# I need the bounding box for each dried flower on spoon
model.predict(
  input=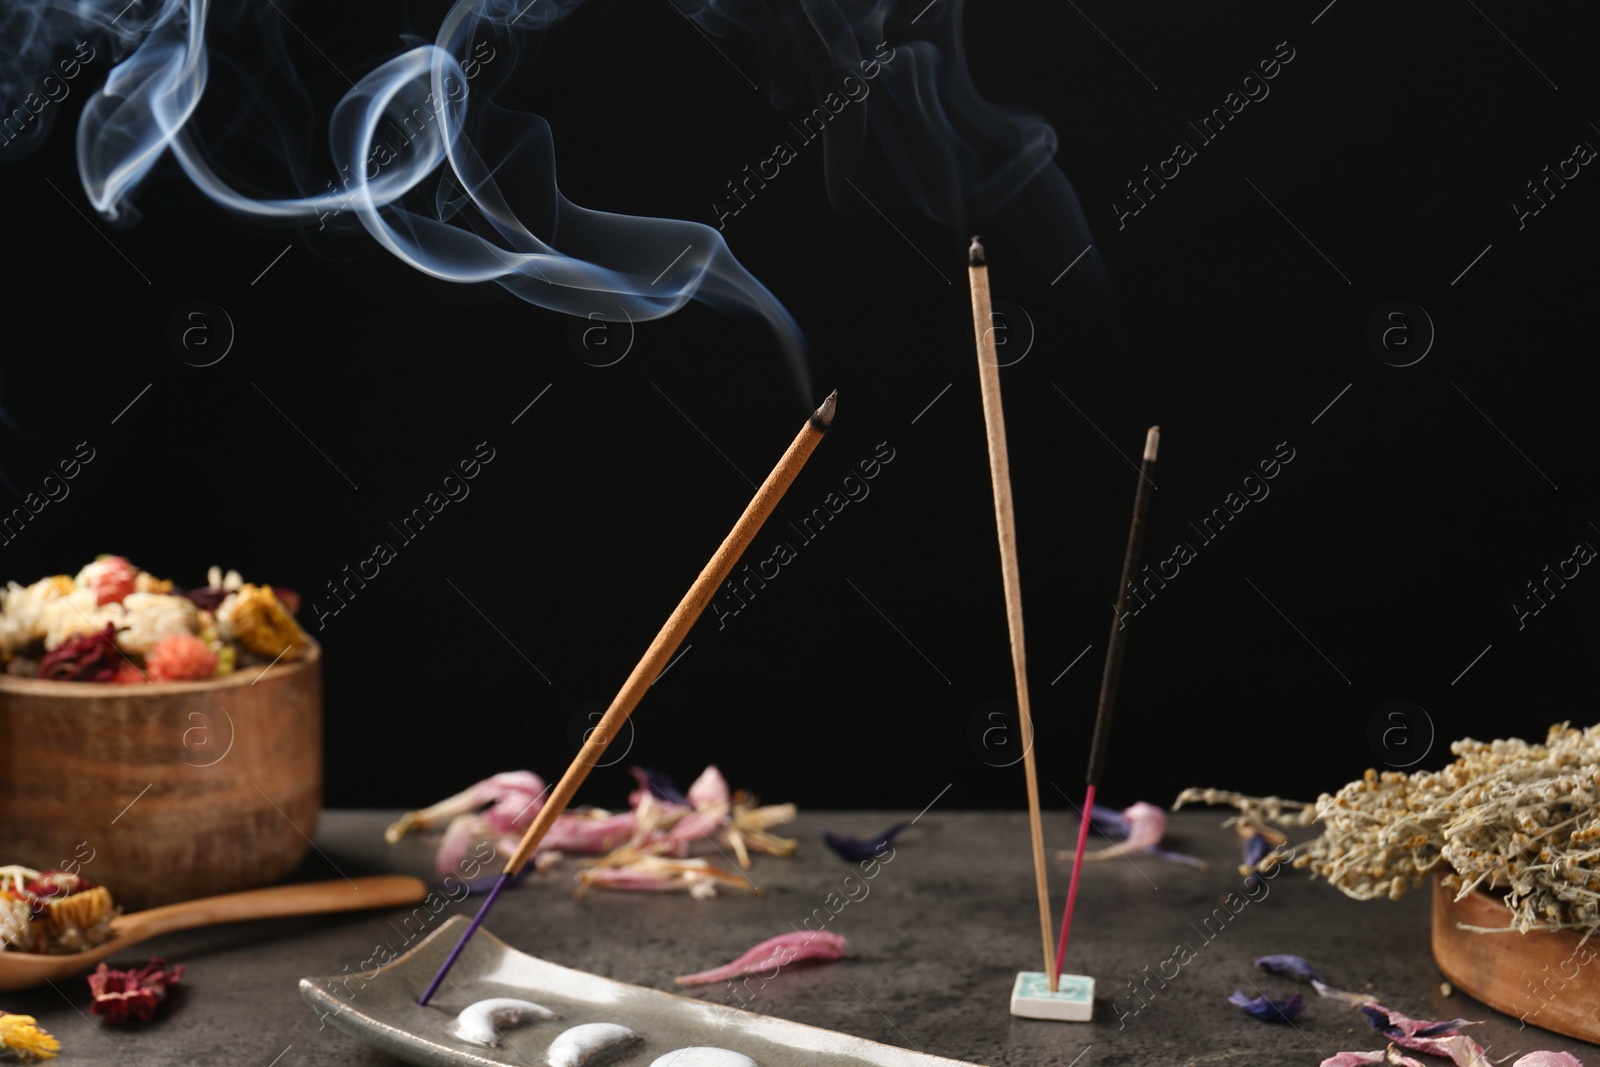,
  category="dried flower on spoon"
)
[0,867,118,955]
